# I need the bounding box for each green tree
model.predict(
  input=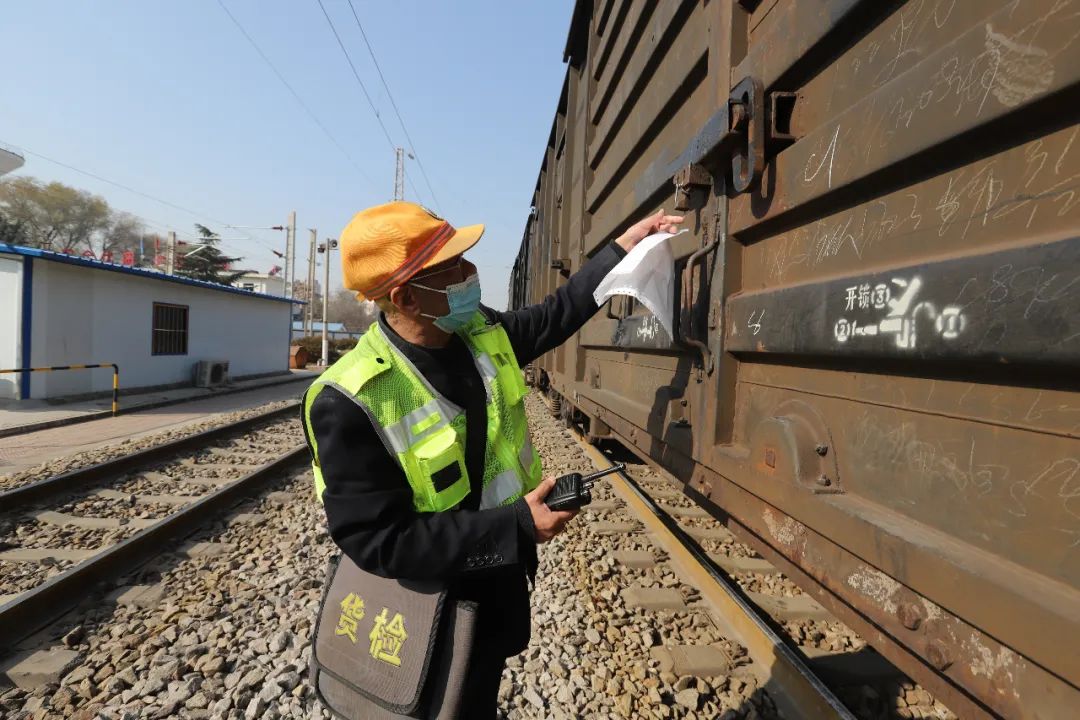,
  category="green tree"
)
[177,224,248,285]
